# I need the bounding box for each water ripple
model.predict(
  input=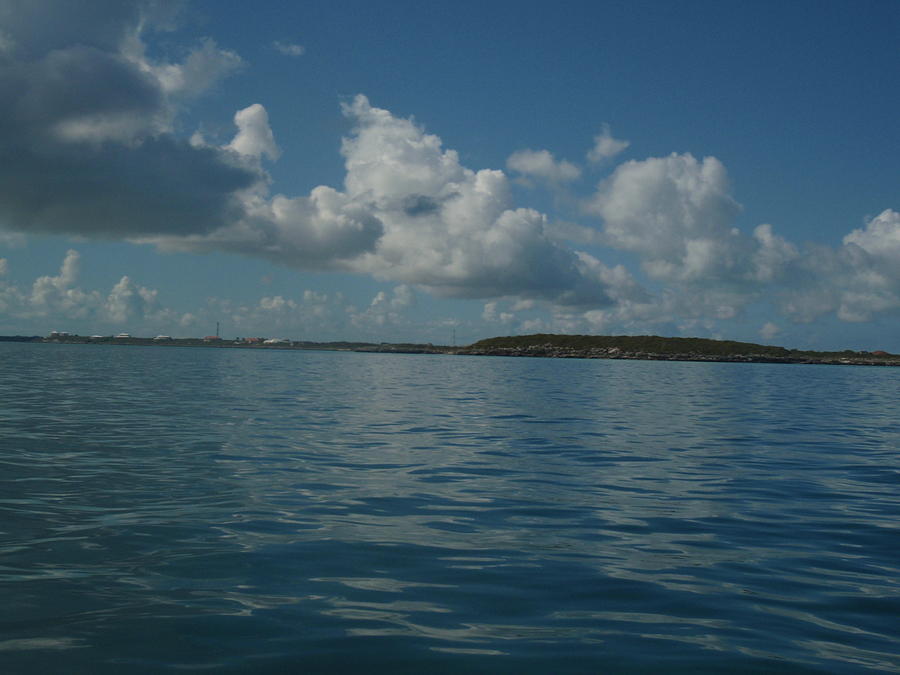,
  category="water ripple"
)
[1,344,899,673]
